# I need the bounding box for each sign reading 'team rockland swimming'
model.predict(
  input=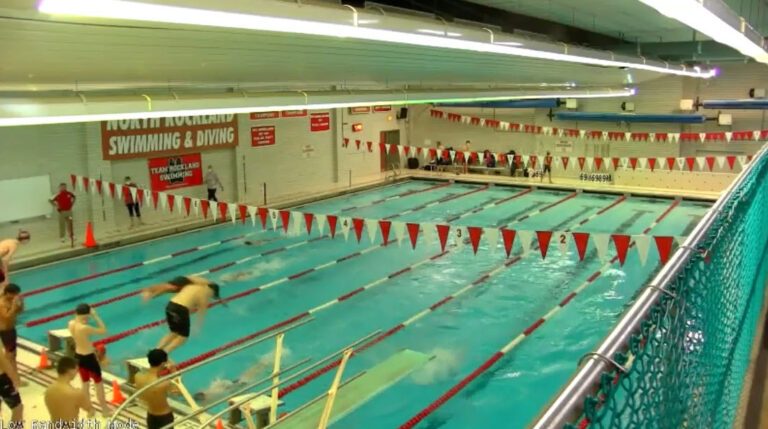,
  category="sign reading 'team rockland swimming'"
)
[101,115,239,160]
[148,153,204,191]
